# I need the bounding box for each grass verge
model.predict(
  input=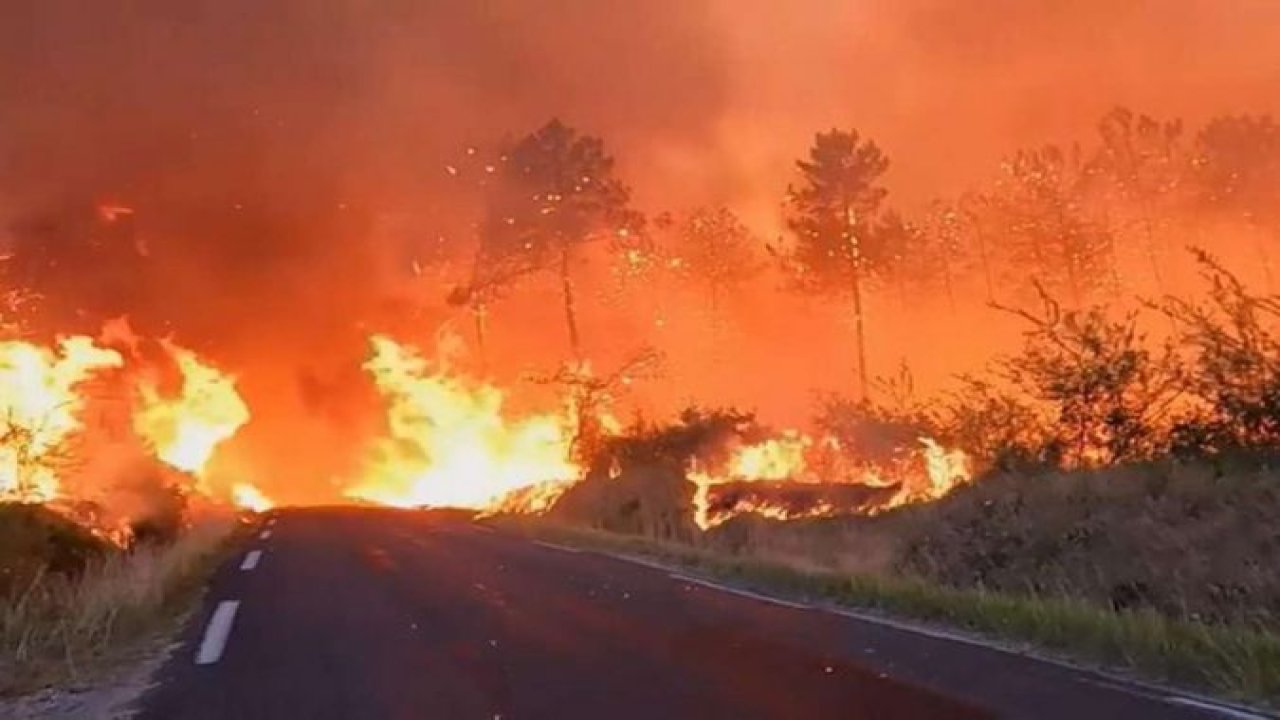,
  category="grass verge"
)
[0,514,243,696]
[495,517,1280,710]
